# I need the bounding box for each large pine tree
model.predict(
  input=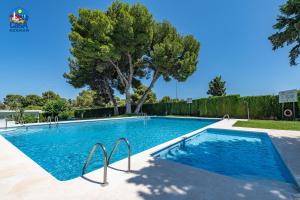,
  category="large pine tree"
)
[269,0,300,66]
[207,76,226,97]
